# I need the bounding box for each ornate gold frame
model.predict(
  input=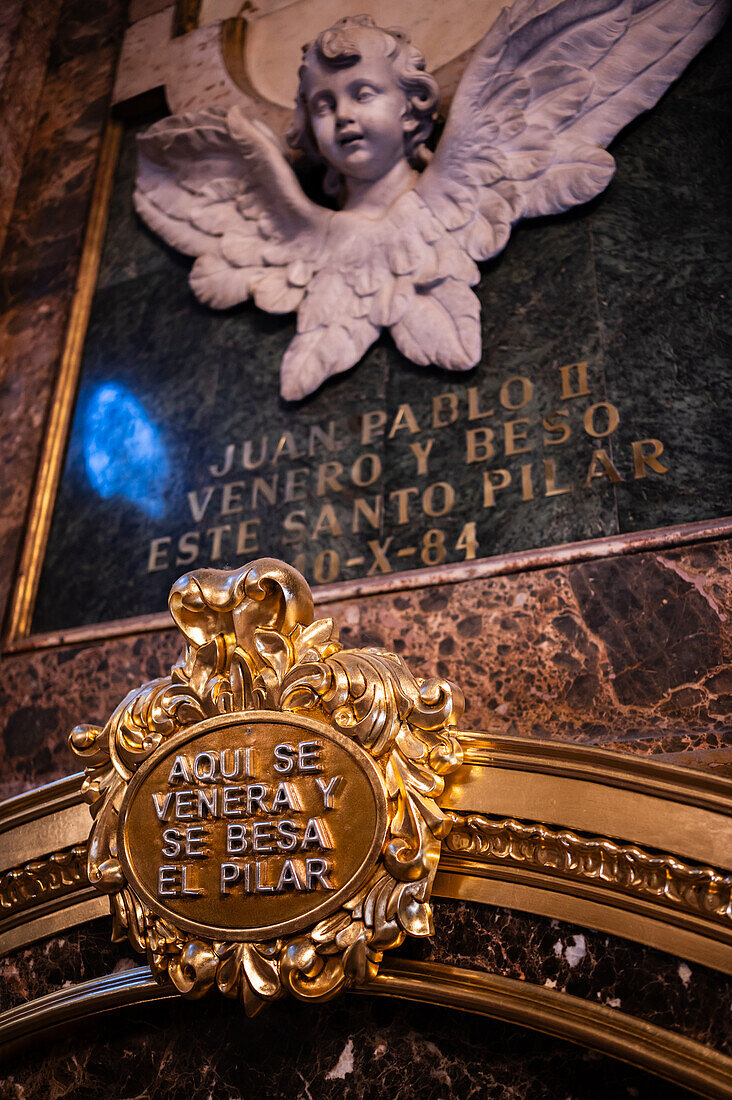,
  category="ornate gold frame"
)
[66,559,465,1009]
[2,708,731,1090]
[3,732,732,966]
[6,522,732,973]
[1,960,731,1098]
